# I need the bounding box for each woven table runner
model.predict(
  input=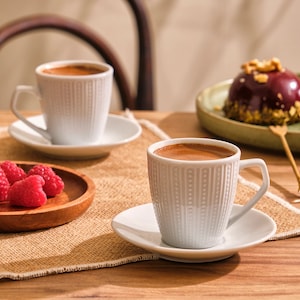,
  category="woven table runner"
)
[0,114,299,280]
